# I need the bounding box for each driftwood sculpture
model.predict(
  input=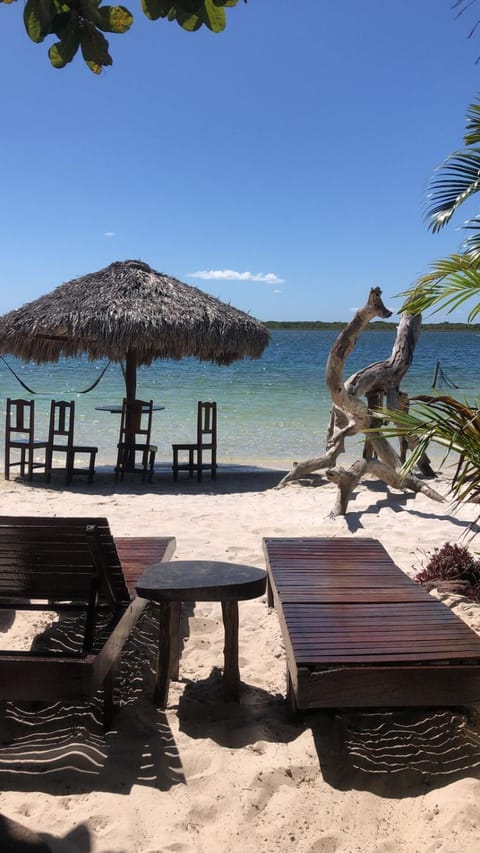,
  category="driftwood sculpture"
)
[276,287,444,515]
